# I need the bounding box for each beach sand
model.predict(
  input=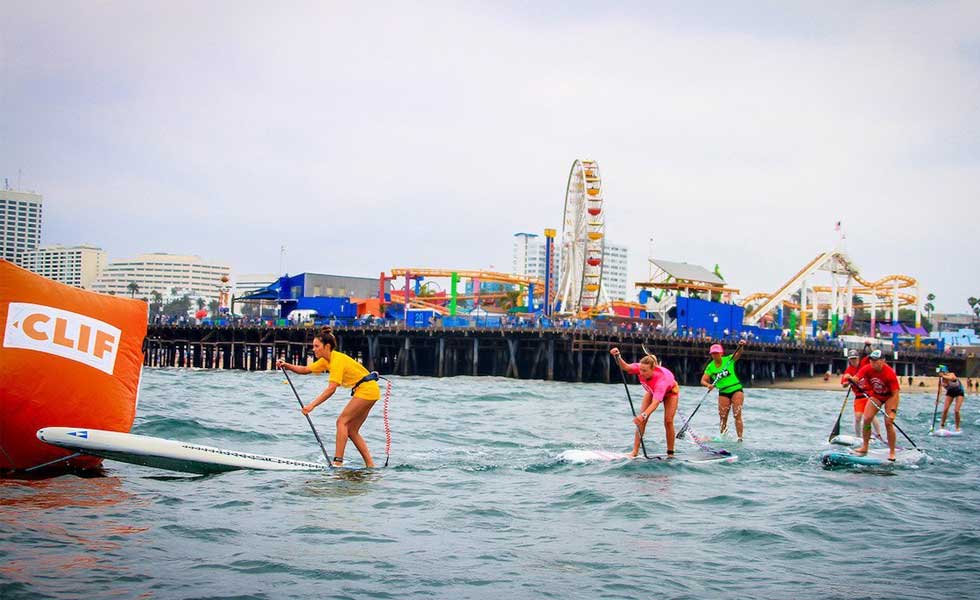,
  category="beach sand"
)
[753,375,957,392]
